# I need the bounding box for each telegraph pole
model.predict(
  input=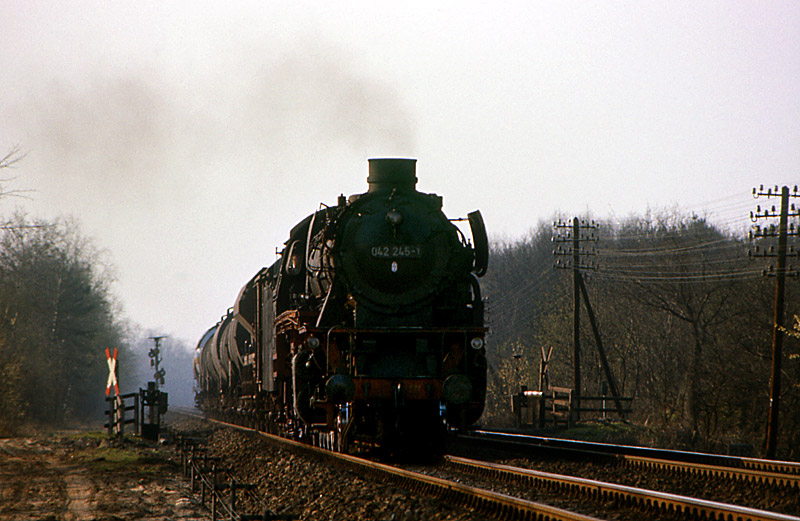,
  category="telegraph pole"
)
[555,219,627,420]
[750,185,799,458]
[554,218,598,421]
[572,218,581,418]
